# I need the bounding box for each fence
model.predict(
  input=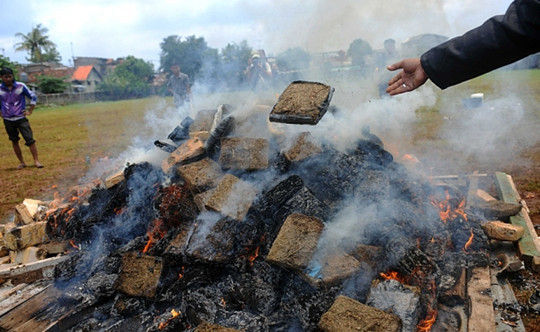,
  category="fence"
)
[37,92,106,106]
